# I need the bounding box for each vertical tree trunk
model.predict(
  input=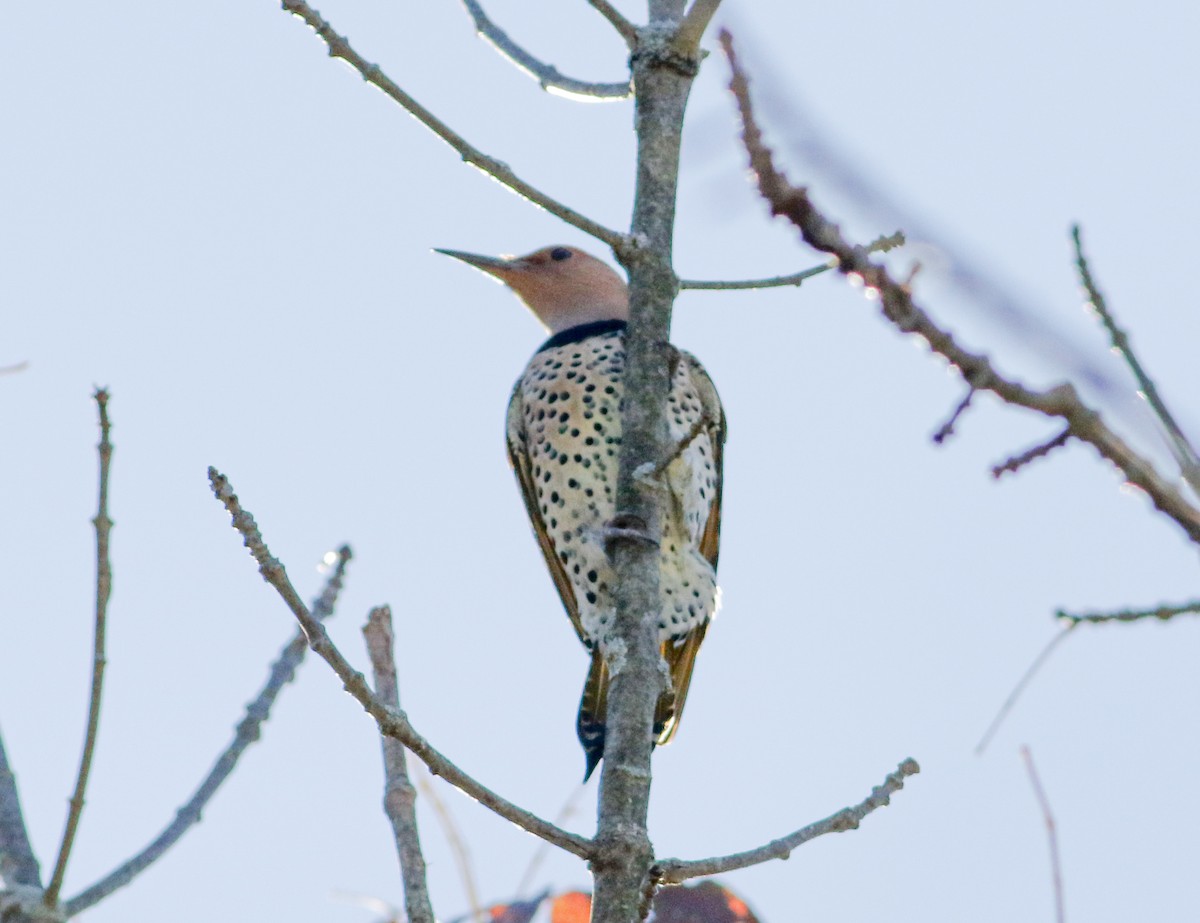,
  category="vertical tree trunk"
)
[592,2,696,920]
